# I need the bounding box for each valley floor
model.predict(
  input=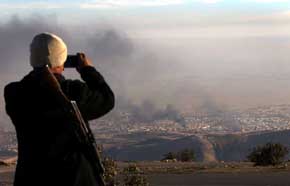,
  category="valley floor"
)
[148,172,290,186]
[1,162,290,186]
